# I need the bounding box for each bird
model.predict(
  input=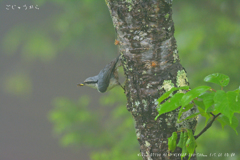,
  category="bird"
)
[77,55,123,93]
